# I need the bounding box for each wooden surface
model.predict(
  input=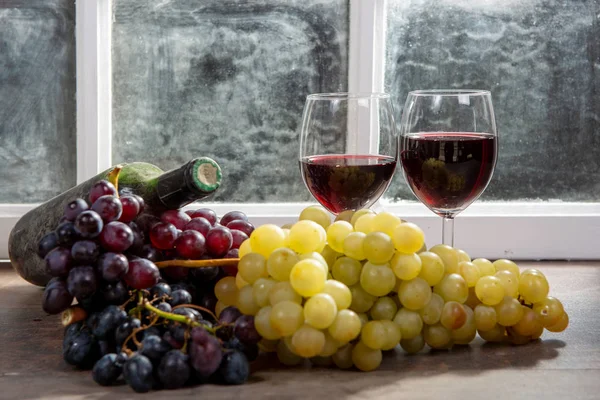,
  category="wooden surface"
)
[0,261,598,400]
